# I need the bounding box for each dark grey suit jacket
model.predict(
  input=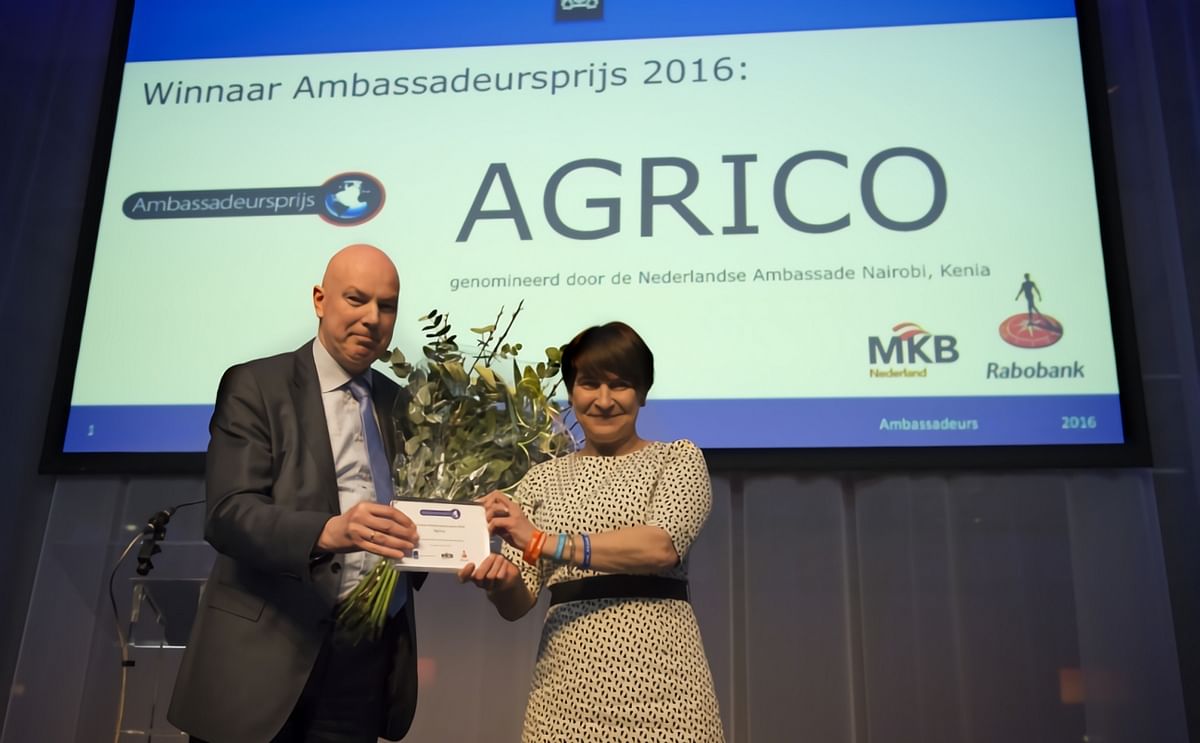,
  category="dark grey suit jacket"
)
[168,341,419,743]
